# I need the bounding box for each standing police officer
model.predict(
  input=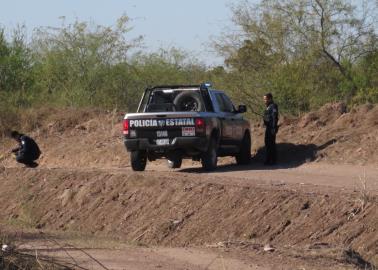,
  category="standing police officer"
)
[263,93,278,165]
